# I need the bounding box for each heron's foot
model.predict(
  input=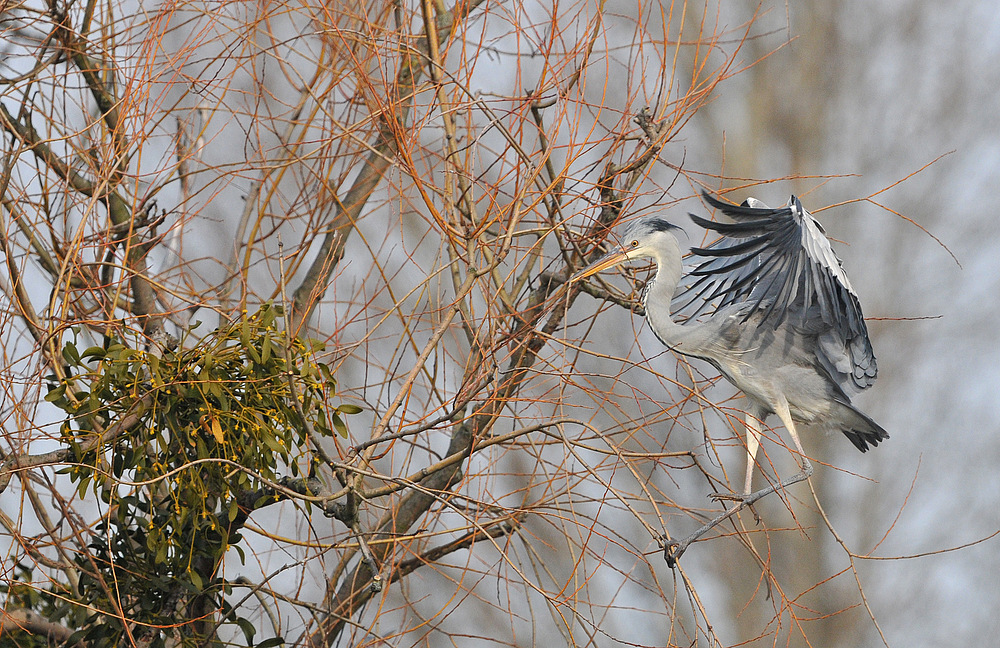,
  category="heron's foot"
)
[661,498,744,568]
[709,491,761,523]
[662,538,681,568]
